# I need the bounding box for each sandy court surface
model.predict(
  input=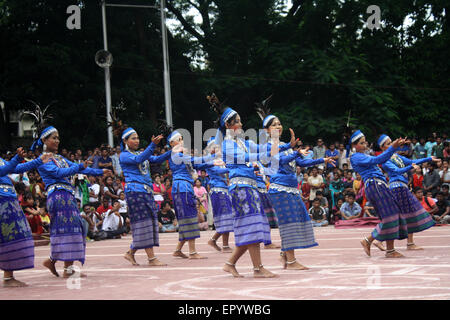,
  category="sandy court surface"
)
[2,226,450,300]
